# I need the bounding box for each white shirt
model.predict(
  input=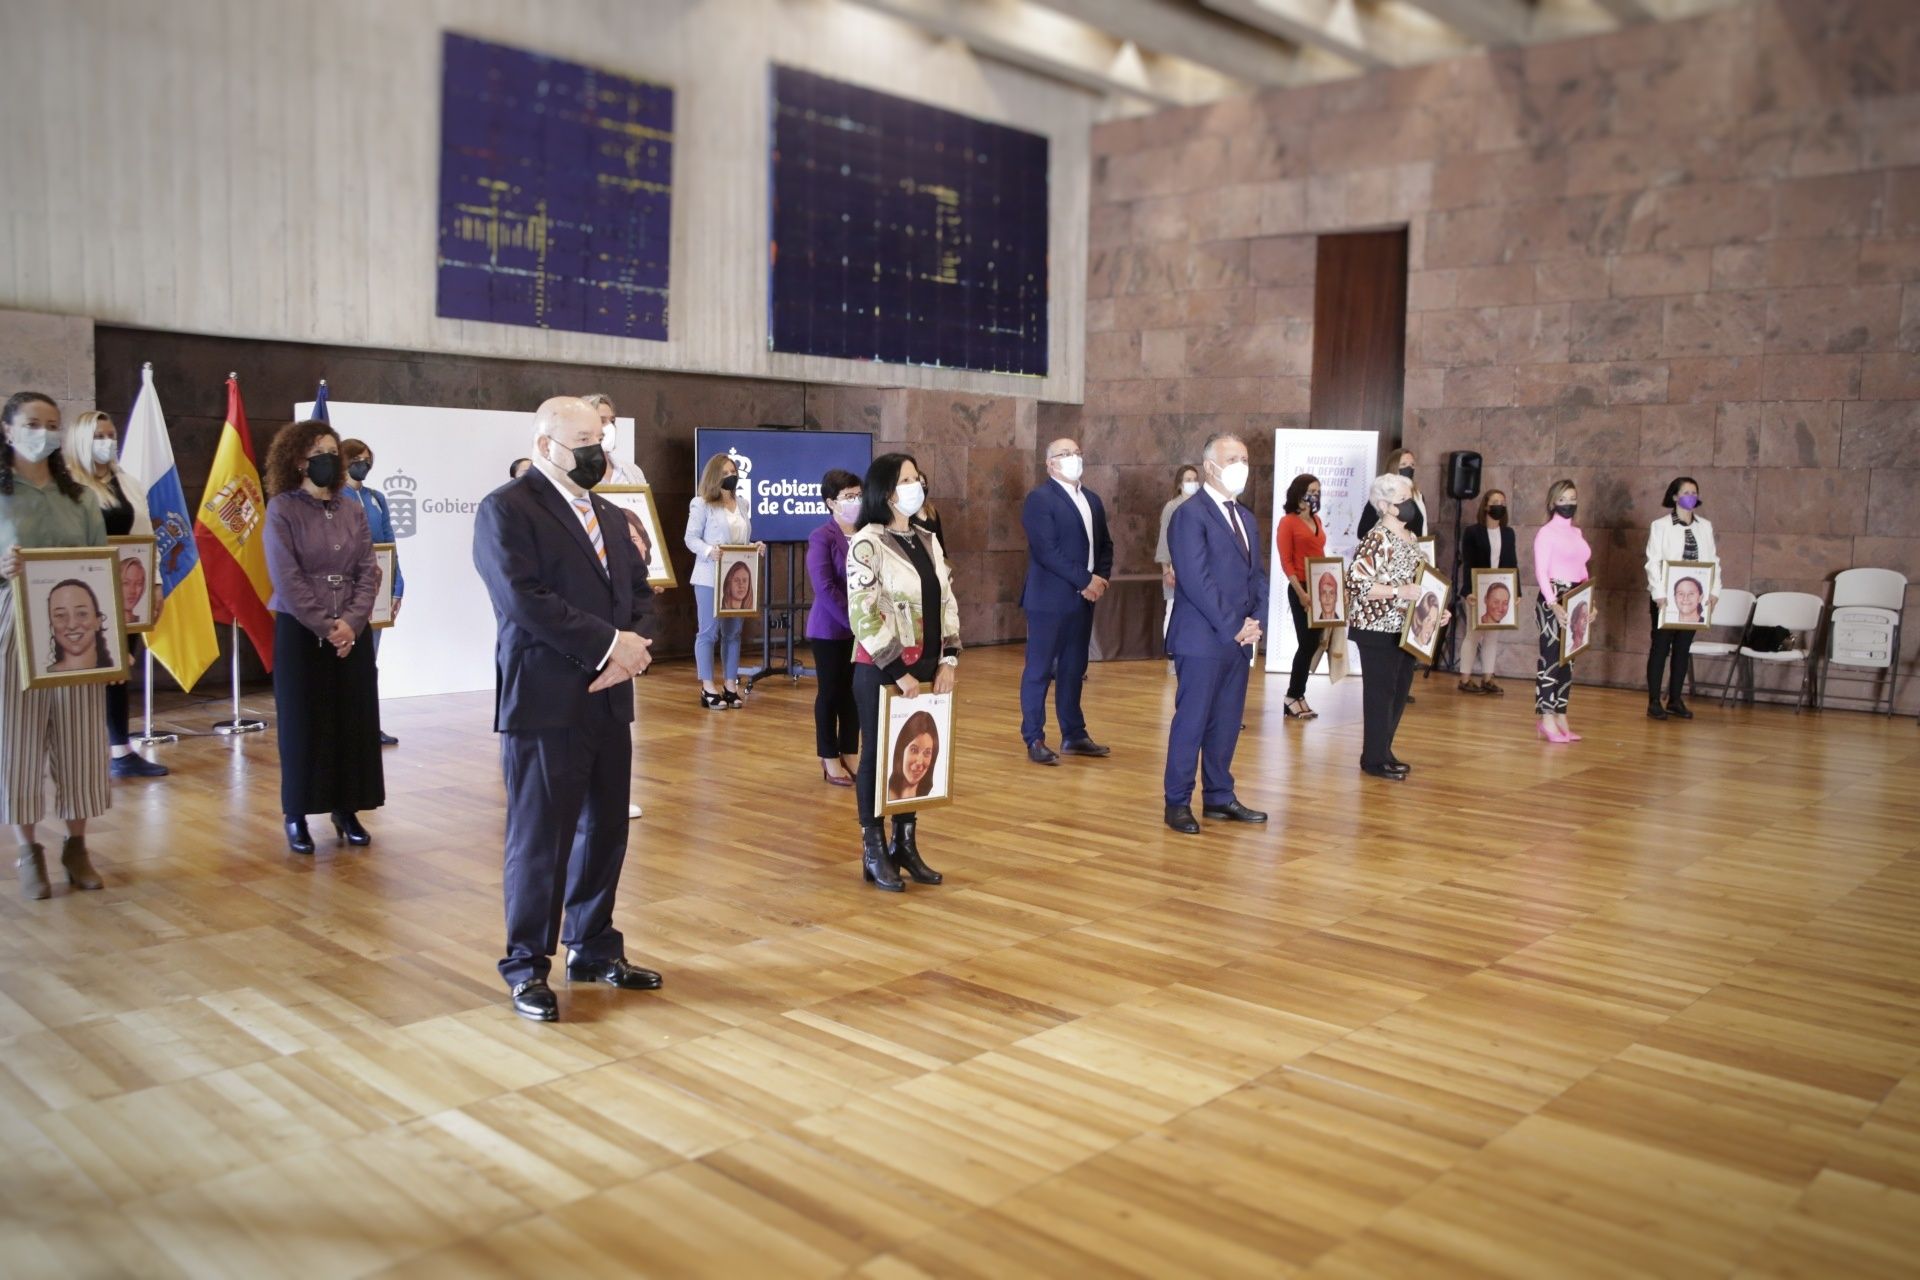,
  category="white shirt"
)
[533,456,620,671]
[1487,526,1505,568]
[1054,476,1095,572]
[1206,483,1248,555]
[604,456,648,487]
